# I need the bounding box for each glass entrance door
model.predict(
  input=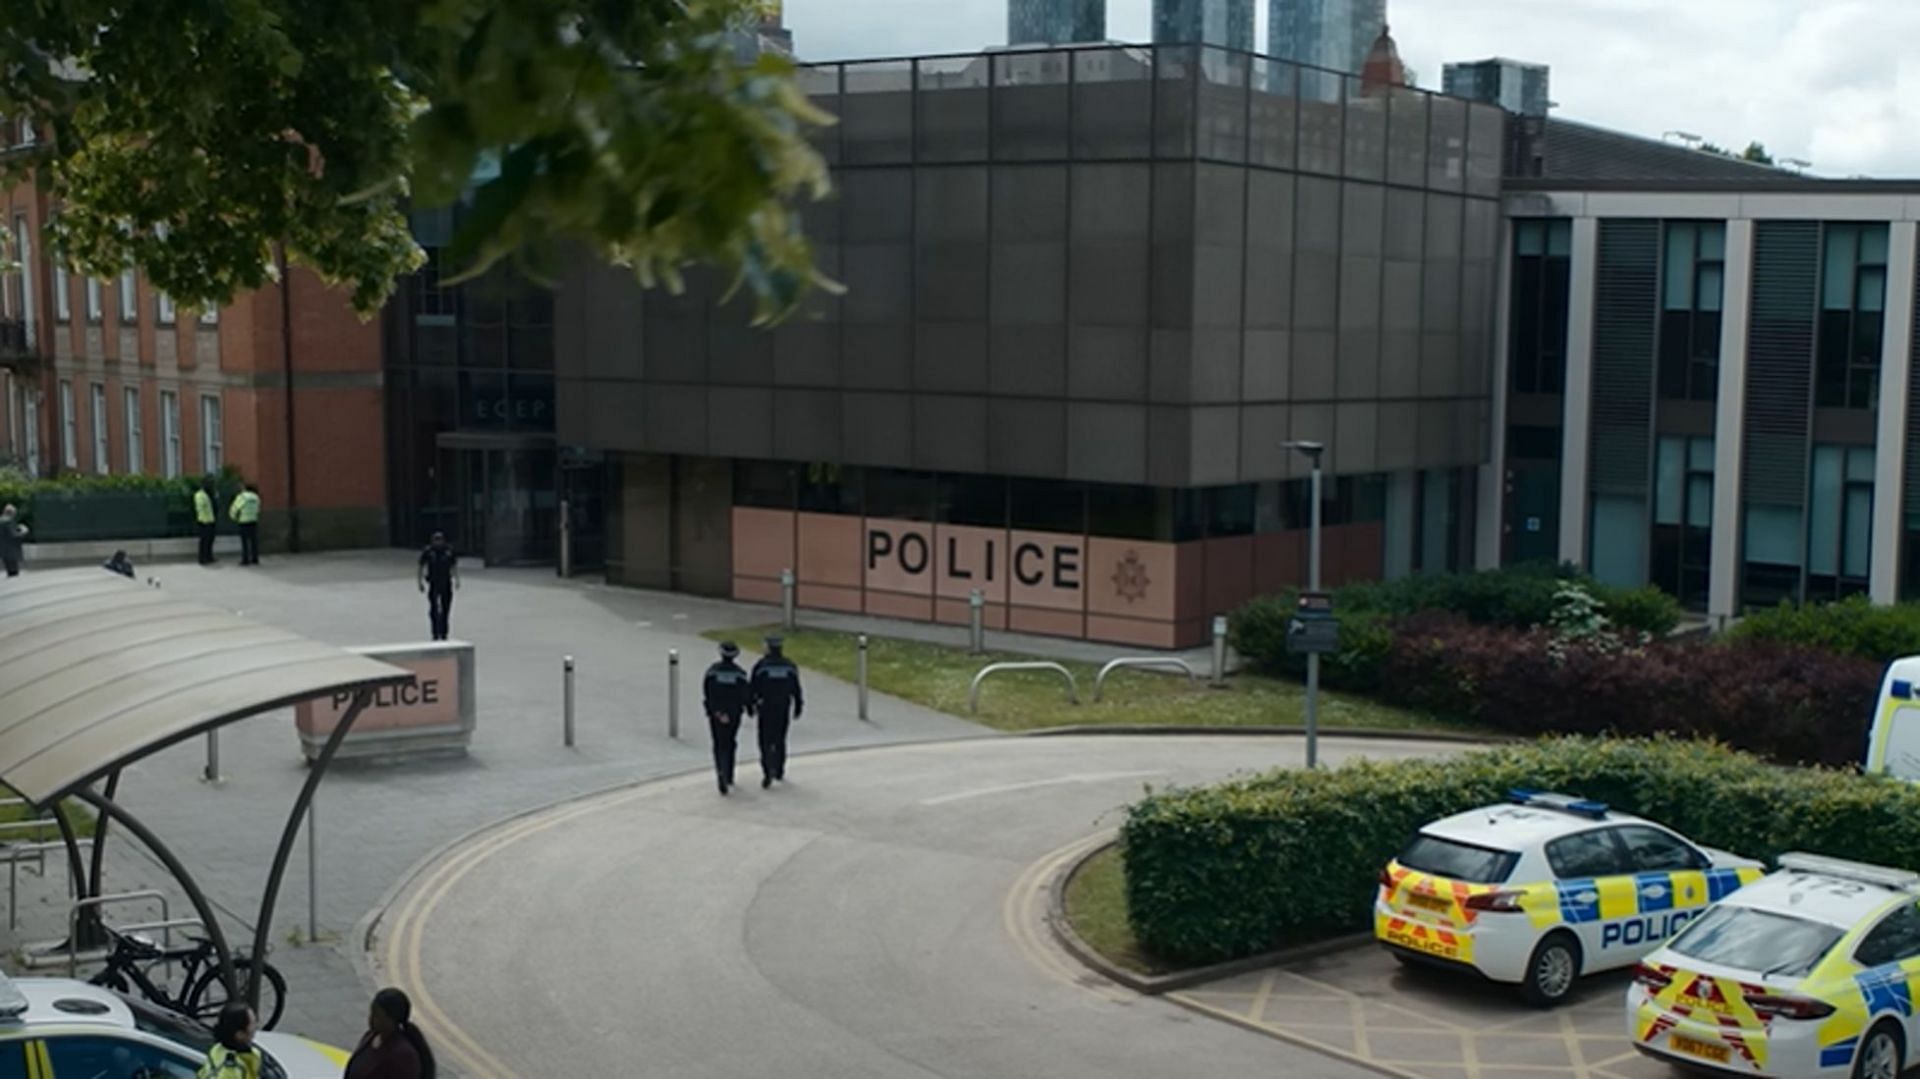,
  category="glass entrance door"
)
[433,436,558,566]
